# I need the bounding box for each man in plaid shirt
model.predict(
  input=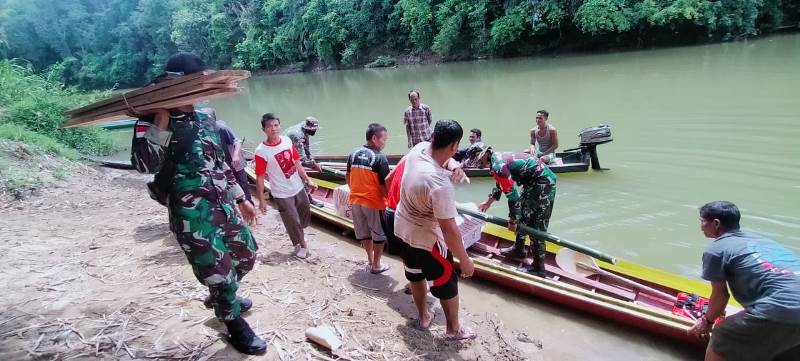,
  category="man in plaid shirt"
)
[403,90,433,148]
